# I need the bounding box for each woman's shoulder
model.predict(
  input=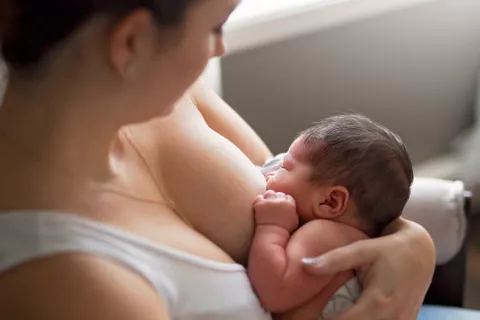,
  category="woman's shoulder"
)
[0,252,170,320]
